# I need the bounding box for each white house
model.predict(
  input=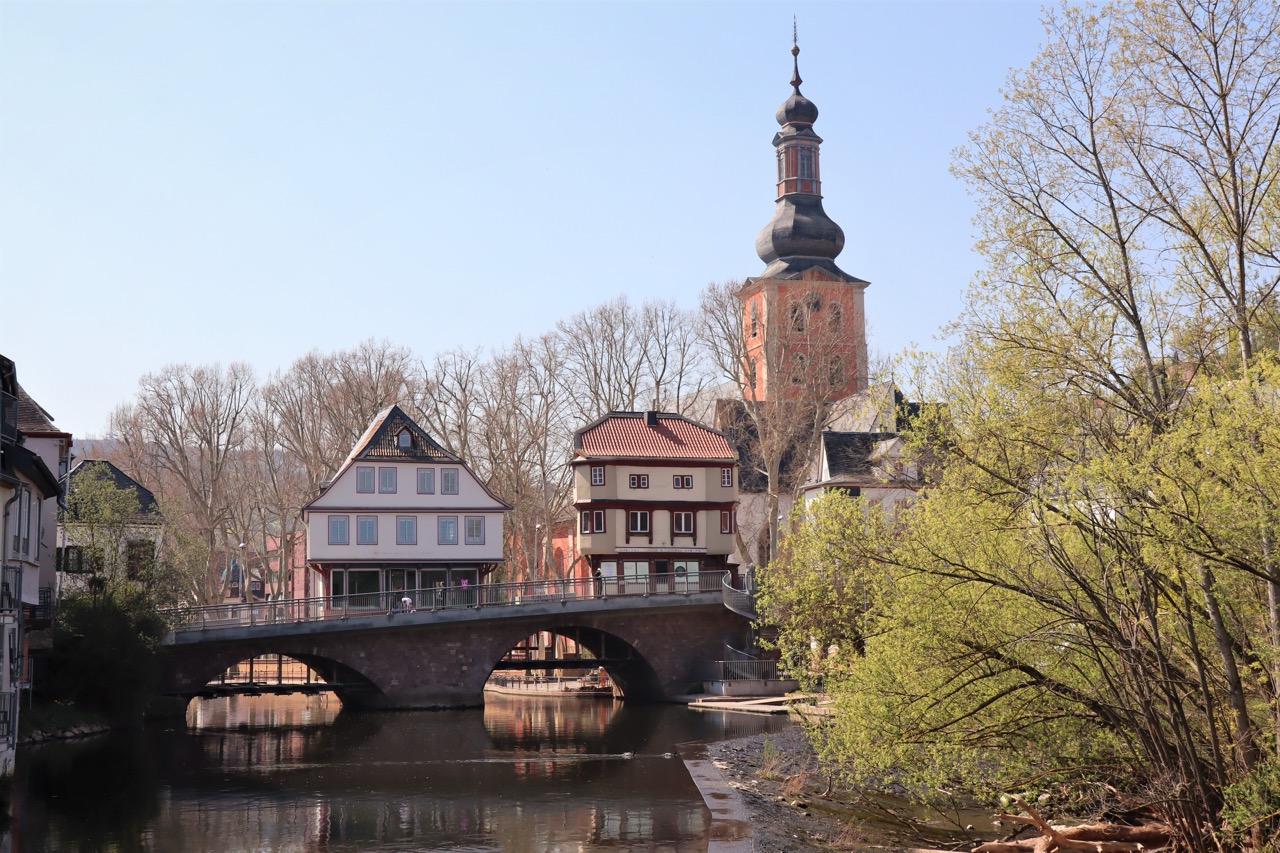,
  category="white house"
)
[302,405,511,611]
[0,355,63,778]
[799,430,921,518]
